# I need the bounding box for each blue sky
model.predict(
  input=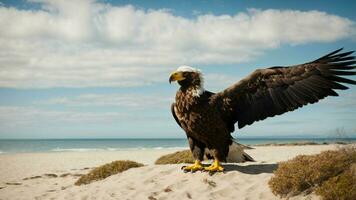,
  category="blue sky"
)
[0,0,355,139]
